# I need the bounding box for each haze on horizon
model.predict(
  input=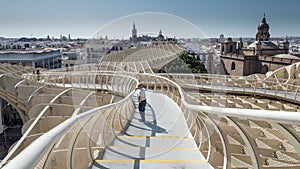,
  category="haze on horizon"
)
[1,0,300,39]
